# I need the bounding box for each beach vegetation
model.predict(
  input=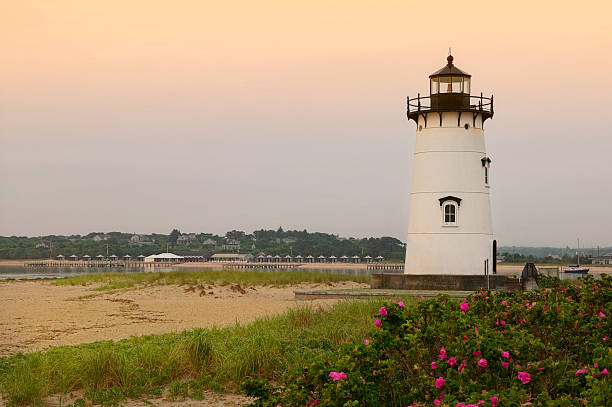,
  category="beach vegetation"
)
[0,299,390,406]
[50,269,369,290]
[248,275,611,406]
